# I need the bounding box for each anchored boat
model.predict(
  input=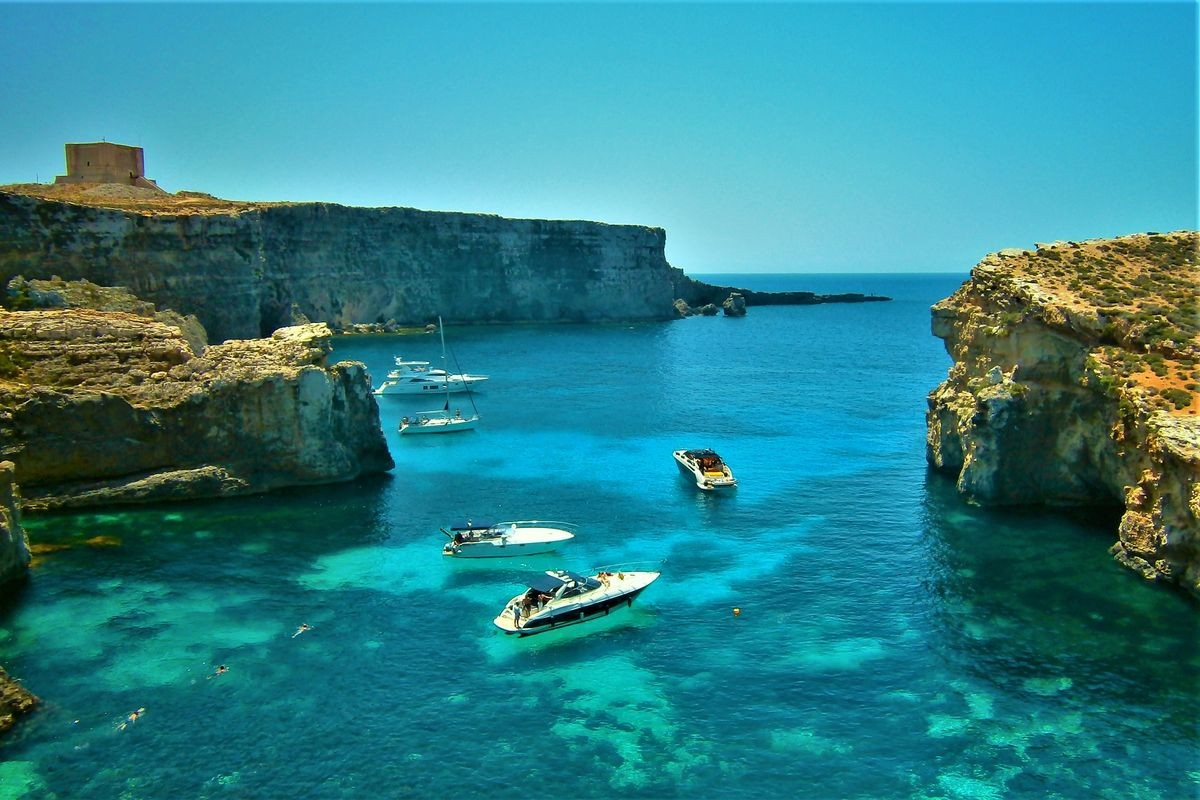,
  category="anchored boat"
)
[373,357,488,396]
[493,569,659,636]
[398,317,481,435]
[441,519,575,558]
[673,448,737,491]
